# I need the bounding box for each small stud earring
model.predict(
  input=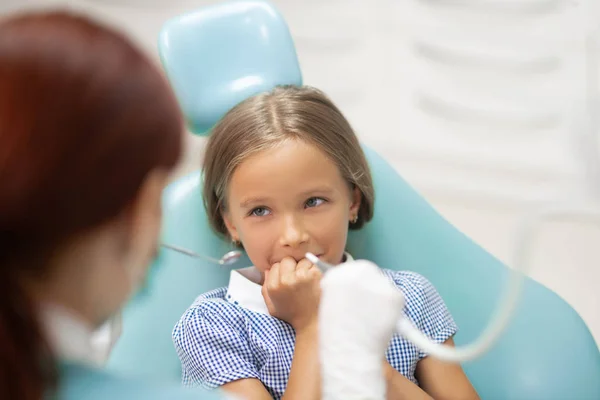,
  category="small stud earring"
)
[350,215,358,224]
